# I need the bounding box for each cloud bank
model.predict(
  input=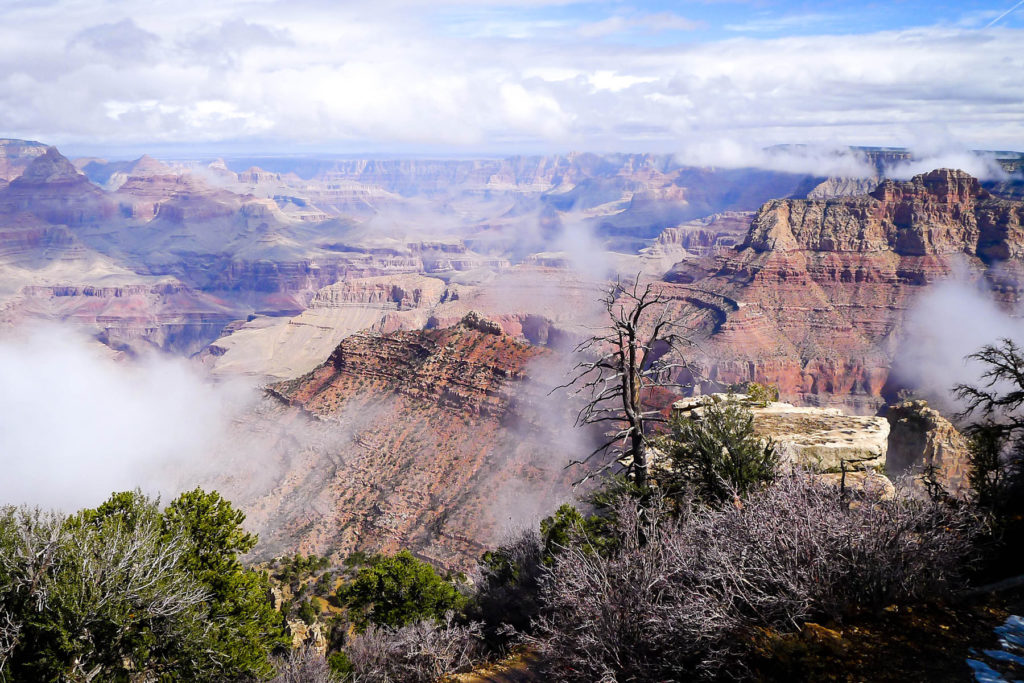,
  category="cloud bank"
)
[0,325,254,510]
[0,1,1021,156]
